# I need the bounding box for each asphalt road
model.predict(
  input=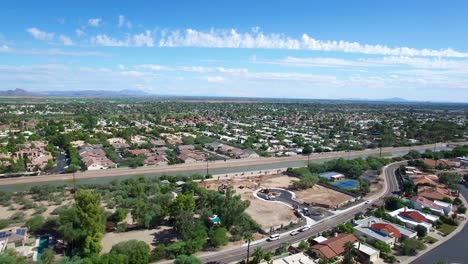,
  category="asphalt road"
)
[410,184,468,264]
[196,162,403,264]
[0,141,460,187]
